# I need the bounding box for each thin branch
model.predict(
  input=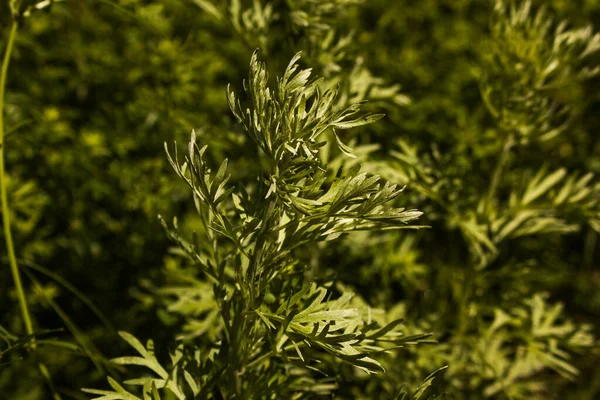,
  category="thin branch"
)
[1,21,33,337]
[484,133,515,215]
